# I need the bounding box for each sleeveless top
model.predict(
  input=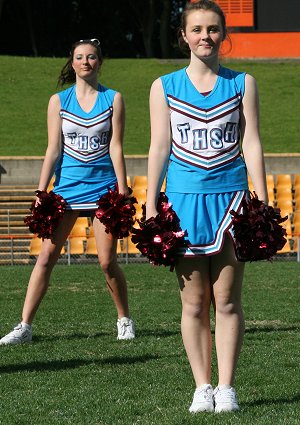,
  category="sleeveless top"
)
[53,84,117,209]
[160,65,248,194]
